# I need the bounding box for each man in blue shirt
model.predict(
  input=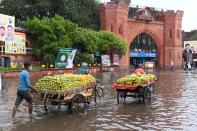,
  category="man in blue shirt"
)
[12,62,36,118]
